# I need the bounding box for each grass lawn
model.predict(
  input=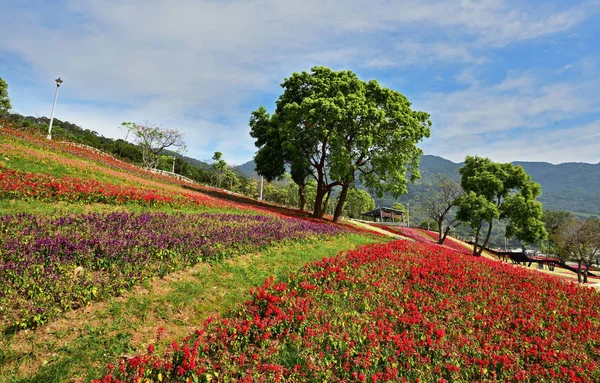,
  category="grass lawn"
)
[0,233,382,383]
